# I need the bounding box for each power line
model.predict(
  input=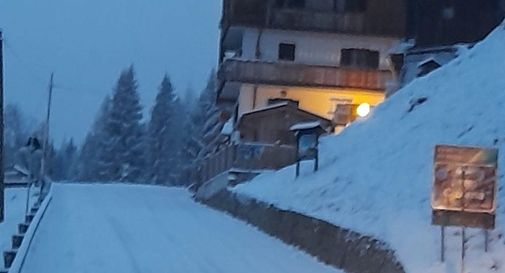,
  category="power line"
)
[3,37,48,86]
[3,38,103,101]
